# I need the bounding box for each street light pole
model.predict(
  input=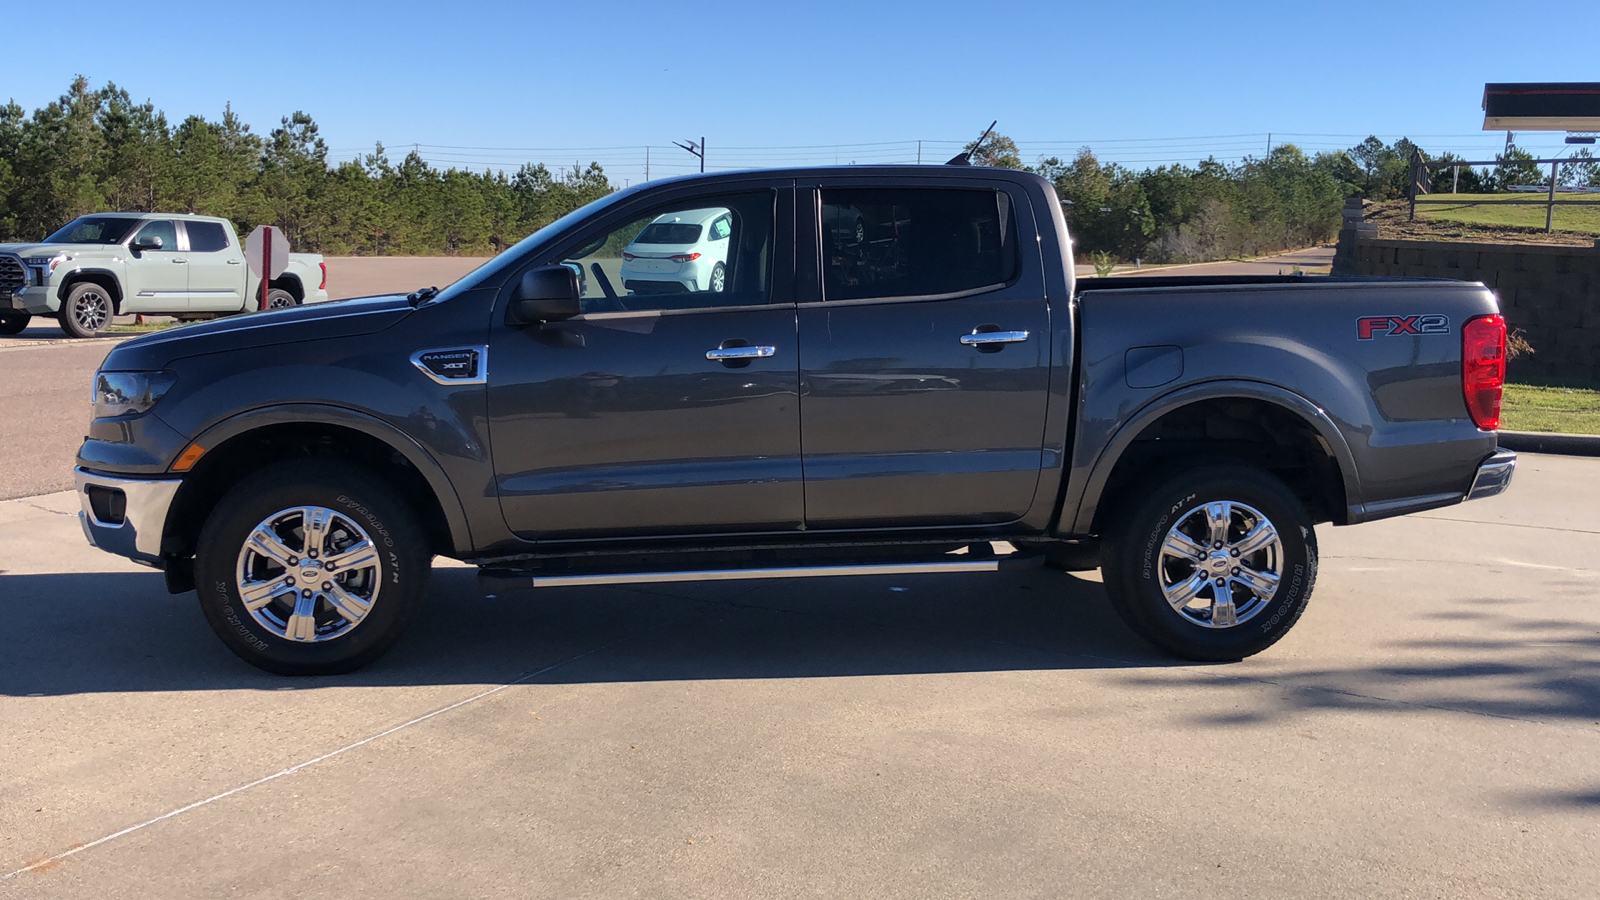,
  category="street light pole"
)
[674,137,705,173]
